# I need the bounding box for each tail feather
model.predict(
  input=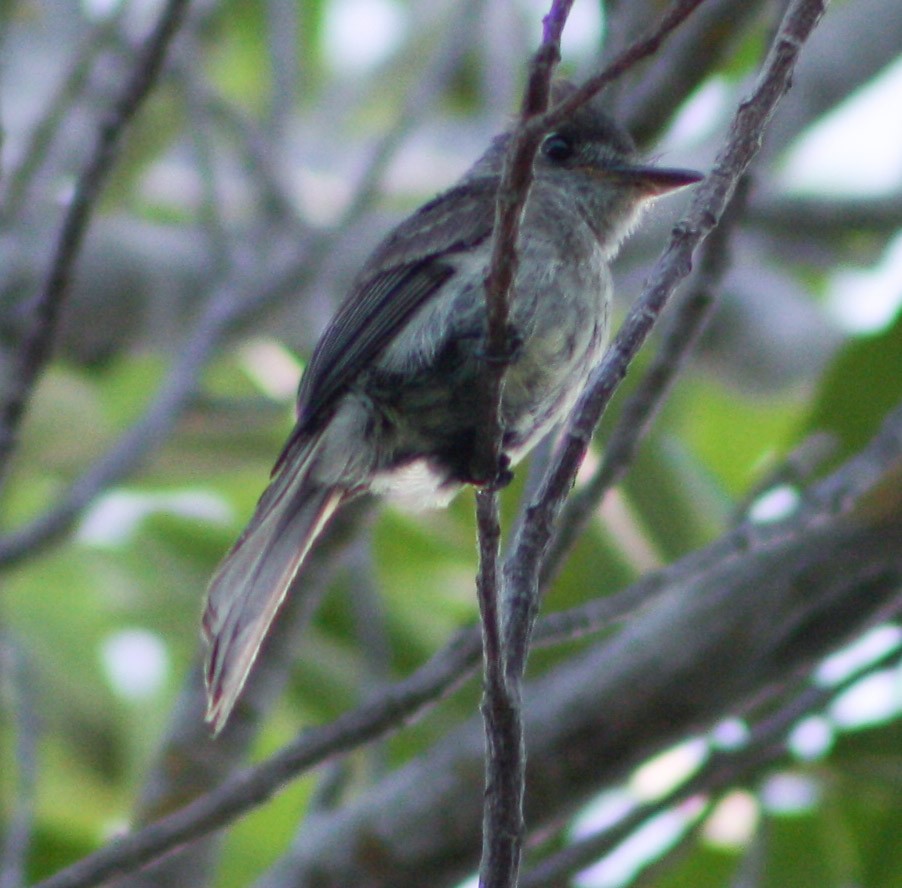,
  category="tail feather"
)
[203,445,343,734]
